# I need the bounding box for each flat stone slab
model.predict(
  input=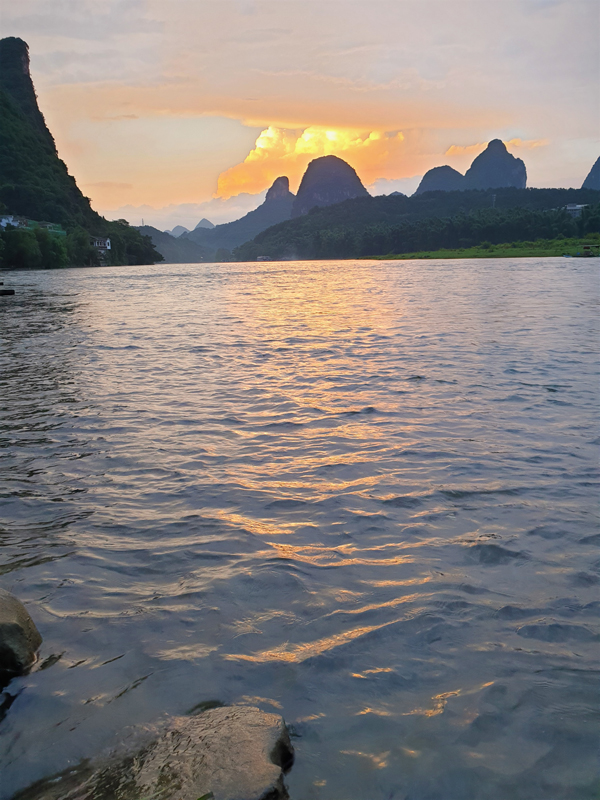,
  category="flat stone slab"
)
[0,588,42,685]
[14,705,294,800]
